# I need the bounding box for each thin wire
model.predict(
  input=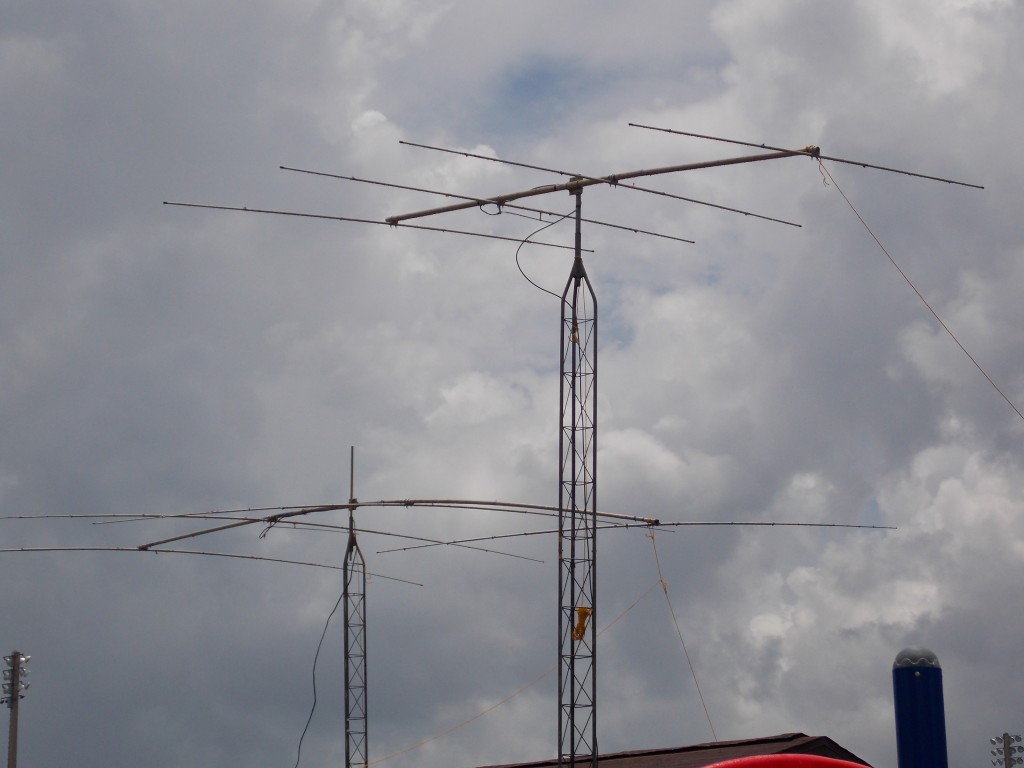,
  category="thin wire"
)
[648,533,717,741]
[819,160,1024,425]
[374,520,647,555]
[0,547,424,586]
[258,518,547,563]
[0,546,339,570]
[293,587,345,768]
[367,579,662,766]
[655,520,894,531]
